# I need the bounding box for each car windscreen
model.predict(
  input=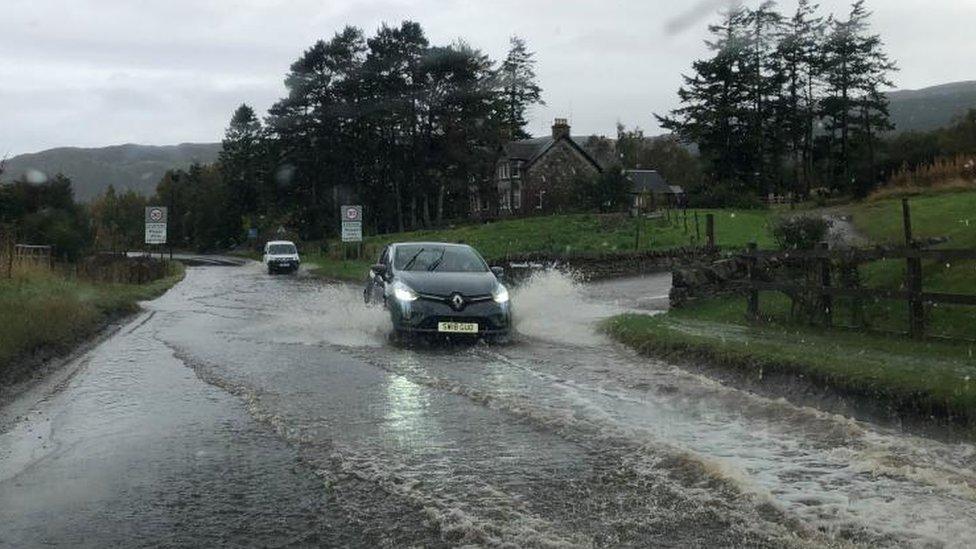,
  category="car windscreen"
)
[269,244,296,255]
[393,245,487,273]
